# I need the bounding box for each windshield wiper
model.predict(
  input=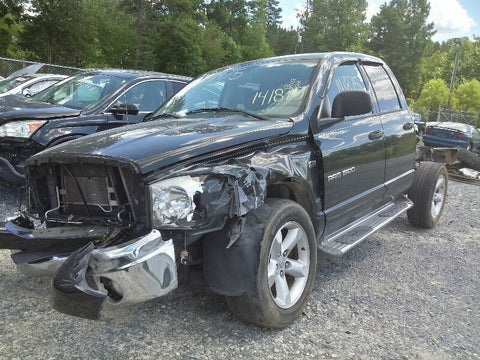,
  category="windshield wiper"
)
[146,112,180,121]
[185,107,268,120]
